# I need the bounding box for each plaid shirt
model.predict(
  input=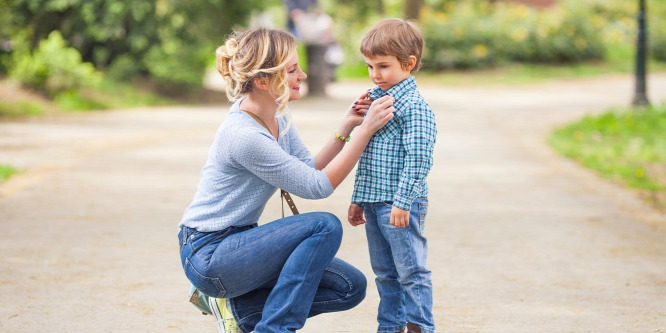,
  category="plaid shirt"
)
[351,76,437,210]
